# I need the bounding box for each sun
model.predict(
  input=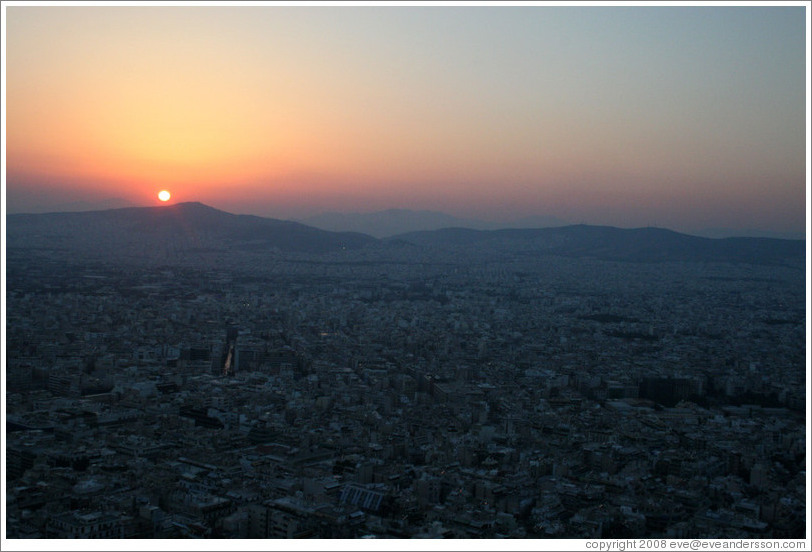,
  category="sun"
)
[158,190,171,202]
